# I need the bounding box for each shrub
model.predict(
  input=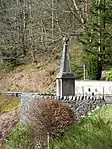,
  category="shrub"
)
[0,61,14,73]
[27,99,75,148]
[106,68,112,81]
[87,55,102,80]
